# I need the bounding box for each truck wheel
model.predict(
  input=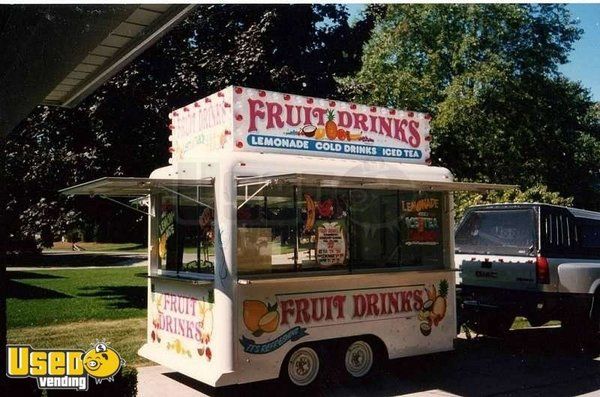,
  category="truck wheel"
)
[587,291,600,336]
[593,291,600,334]
[285,346,320,387]
[344,340,374,378]
[468,313,514,337]
[563,292,600,339]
